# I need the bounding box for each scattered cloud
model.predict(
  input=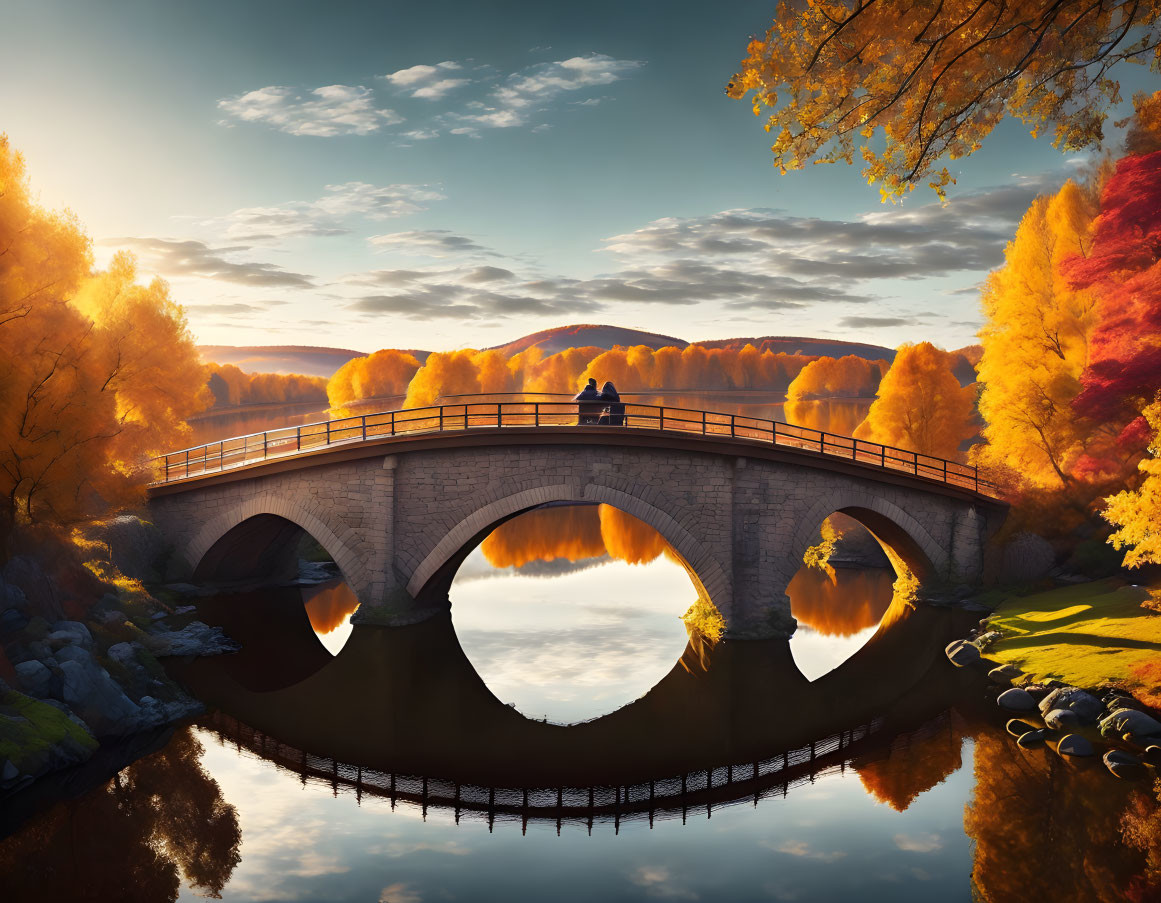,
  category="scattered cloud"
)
[630,866,699,900]
[763,840,847,862]
[183,302,275,316]
[384,61,470,100]
[217,85,402,136]
[438,53,642,135]
[102,237,314,288]
[838,315,913,329]
[213,182,445,242]
[894,833,944,853]
[379,884,421,903]
[368,229,495,256]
